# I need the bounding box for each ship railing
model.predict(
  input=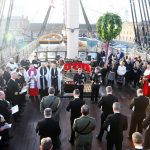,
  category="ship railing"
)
[0,40,39,68]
